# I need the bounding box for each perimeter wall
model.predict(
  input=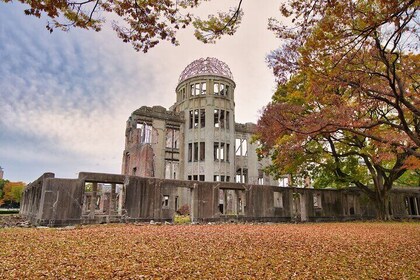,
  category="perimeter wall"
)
[20,172,420,226]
